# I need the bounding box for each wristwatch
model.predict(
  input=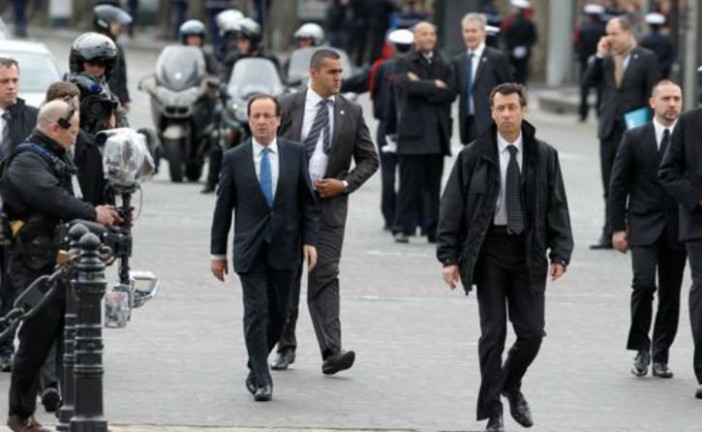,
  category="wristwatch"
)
[342,180,350,195]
